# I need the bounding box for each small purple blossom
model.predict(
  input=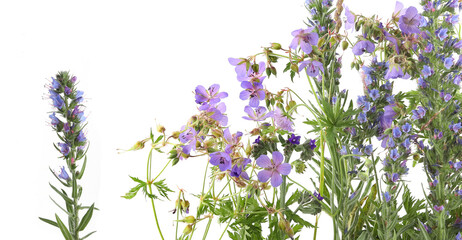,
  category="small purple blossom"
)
[230,158,251,180]
[380,104,397,130]
[240,81,265,107]
[49,90,64,109]
[195,84,228,110]
[383,192,391,202]
[352,40,375,56]
[445,57,454,69]
[256,151,291,187]
[58,166,70,181]
[309,139,316,150]
[76,131,86,142]
[340,145,347,155]
[402,138,411,149]
[49,113,60,126]
[369,89,380,101]
[242,106,273,121]
[357,112,367,124]
[390,148,400,161]
[433,205,444,212]
[352,148,361,159]
[412,106,426,120]
[437,28,449,41]
[71,106,86,122]
[456,232,462,240]
[210,151,232,172]
[425,43,433,53]
[384,63,405,80]
[313,191,324,201]
[422,65,432,78]
[392,126,402,138]
[390,173,399,182]
[273,108,294,132]
[402,122,412,133]
[64,86,72,95]
[289,28,319,54]
[299,60,324,78]
[444,93,452,102]
[344,6,355,31]
[287,134,301,145]
[454,75,461,85]
[58,143,70,156]
[254,136,261,144]
[398,7,422,34]
[364,145,373,155]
